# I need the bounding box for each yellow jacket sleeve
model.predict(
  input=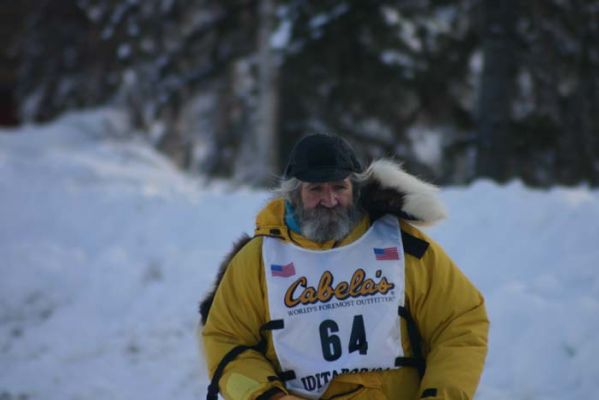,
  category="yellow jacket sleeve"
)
[200,237,286,400]
[406,235,489,399]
